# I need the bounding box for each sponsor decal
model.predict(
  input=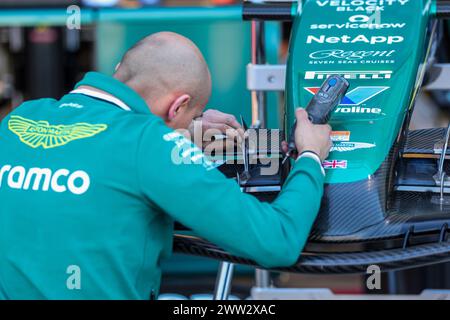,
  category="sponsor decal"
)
[315,0,410,12]
[308,49,396,65]
[306,34,404,45]
[323,160,348,169]
[304,70,392,80]
[8,115,107,149]
[310,14,406,30]
[331,131,351,142]
[304,86,389,105]
[163,131,217,170]
[331,141,376,152]
[0,165,90,195]
[59,103,84,109]
[335,106,382,114]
